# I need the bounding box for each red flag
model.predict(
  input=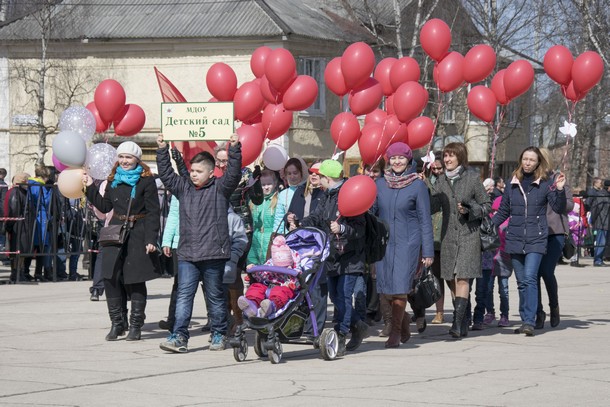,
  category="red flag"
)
[154,67,217,162]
